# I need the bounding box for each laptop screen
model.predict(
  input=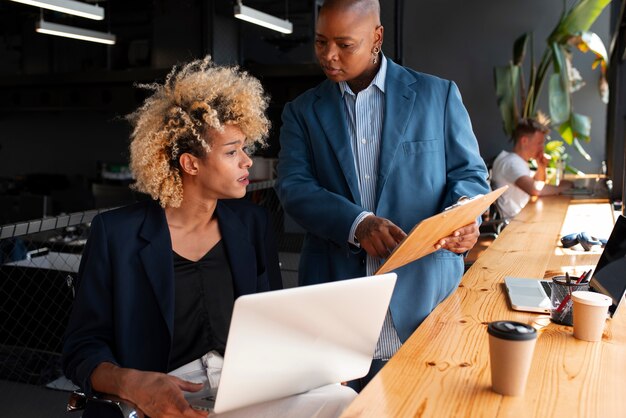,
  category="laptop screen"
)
[590,215,626,317]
